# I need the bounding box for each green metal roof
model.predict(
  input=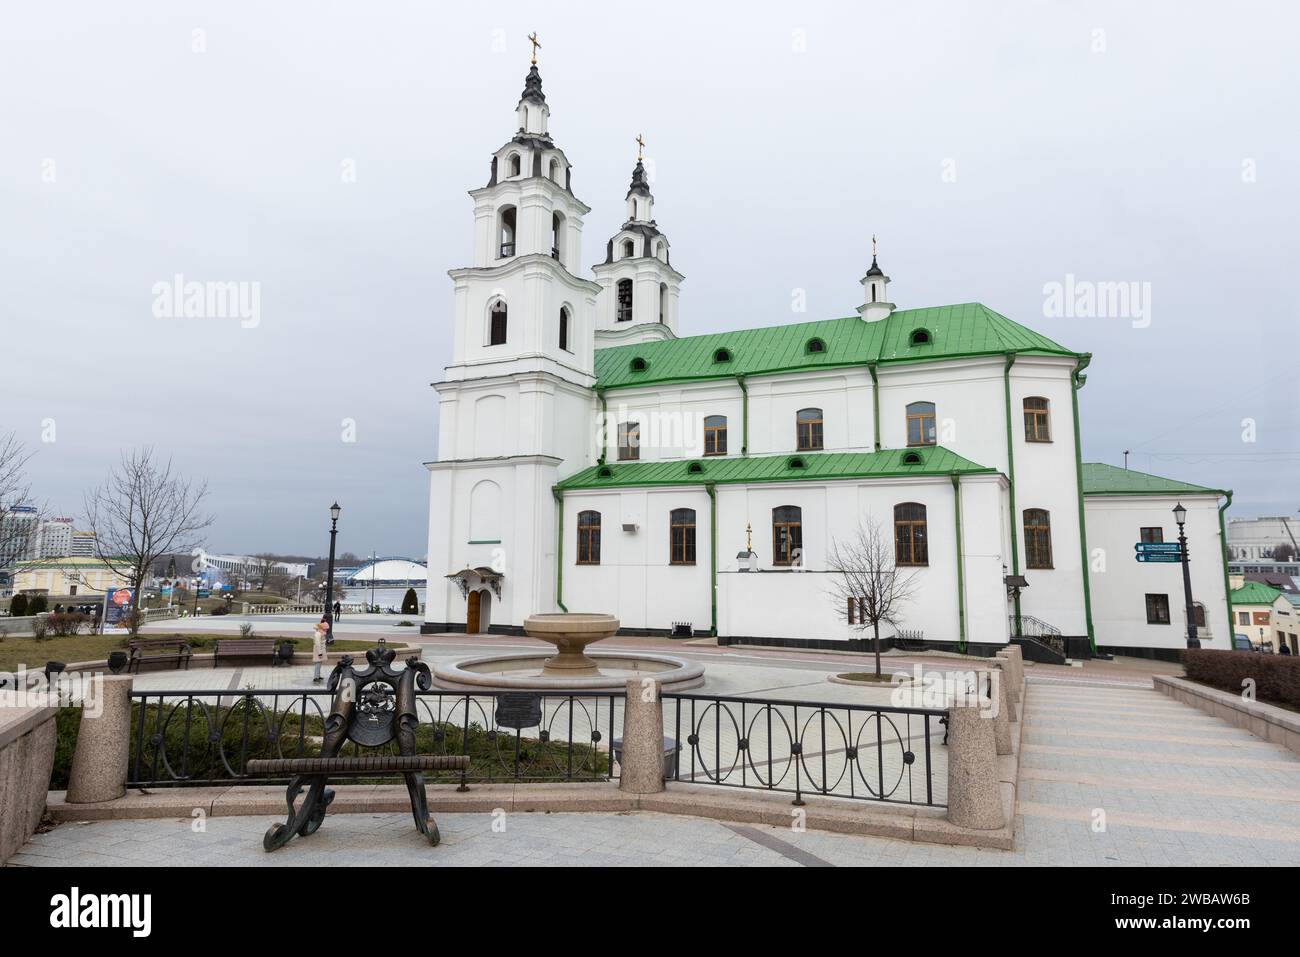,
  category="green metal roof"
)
[1081,463,1222,497]
[1230,581,1283,606]
[556,447,997,491]
[593,303,1078,390]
